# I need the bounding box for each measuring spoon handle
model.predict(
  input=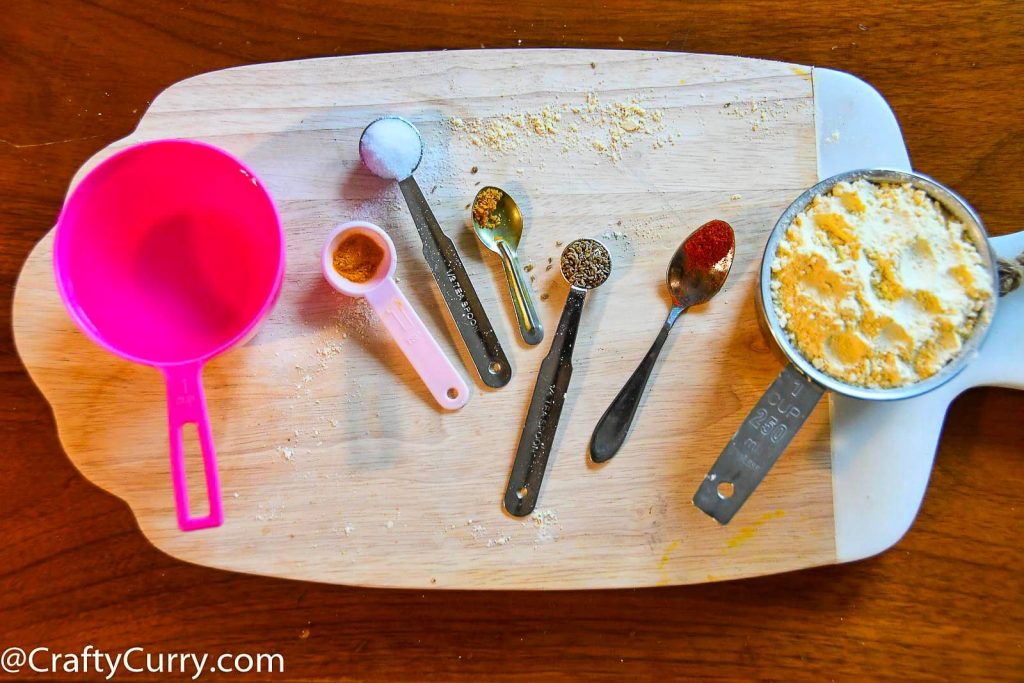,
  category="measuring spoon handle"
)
[504,286,587,516]
[399,177,512,388]
[590,306,684,463]
[693,364,825,524]
[497,240,544,345]
[364,278,469,410]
